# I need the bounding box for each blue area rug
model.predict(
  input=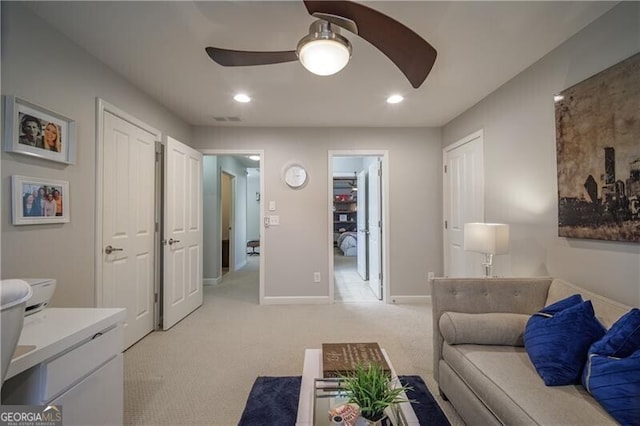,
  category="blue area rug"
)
[238,375,450,425]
